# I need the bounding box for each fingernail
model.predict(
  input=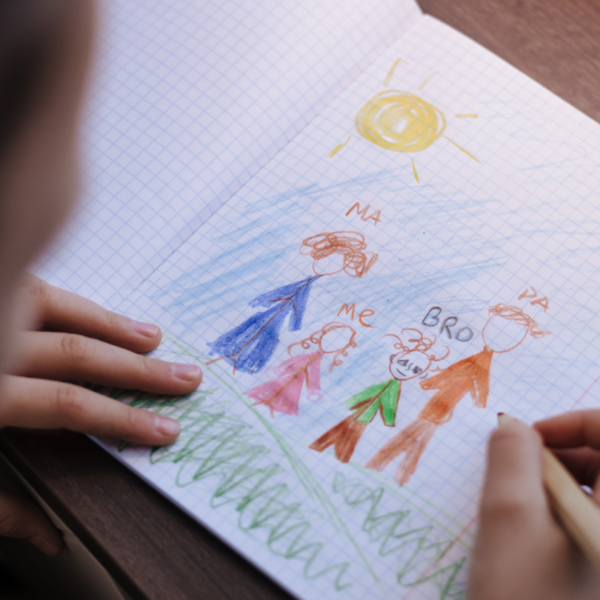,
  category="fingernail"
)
[155,415,181,438]
[133,320,160,339]
[30,536,61,556]
[172,363,201,382]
